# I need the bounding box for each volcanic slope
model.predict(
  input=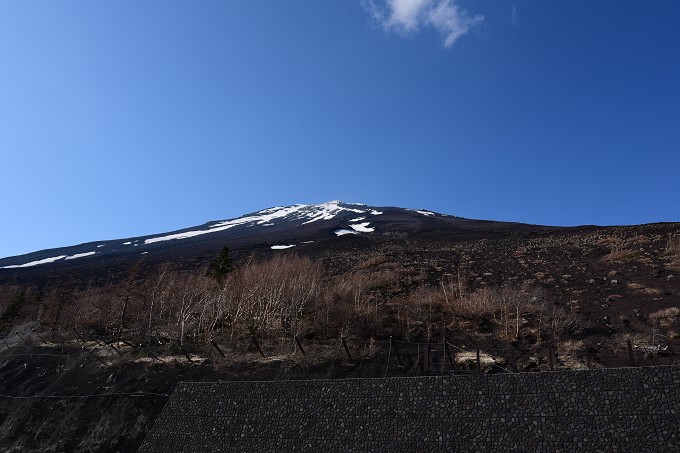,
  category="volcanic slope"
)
[0,201,535,283]
[1,201,680,452]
